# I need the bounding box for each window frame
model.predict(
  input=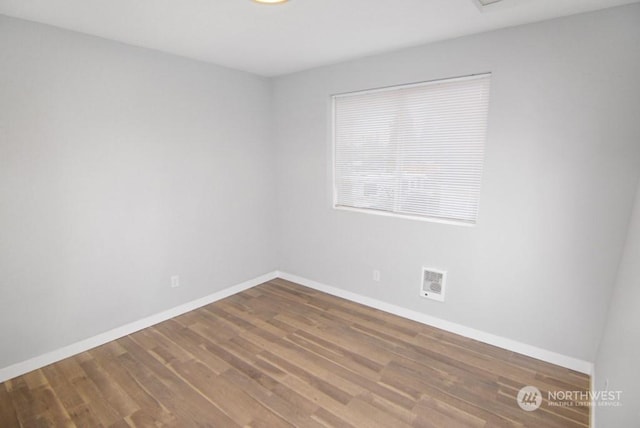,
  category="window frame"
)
[331,73,491,227]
